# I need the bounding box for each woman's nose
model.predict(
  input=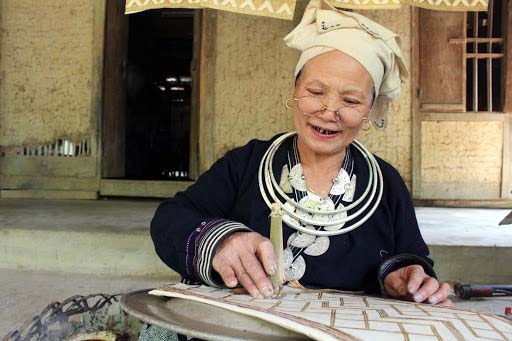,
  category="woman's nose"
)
[318,103,340,121]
